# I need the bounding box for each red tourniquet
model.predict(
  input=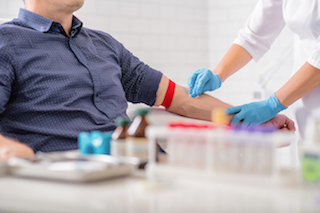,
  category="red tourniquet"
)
[161,79,175,108]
